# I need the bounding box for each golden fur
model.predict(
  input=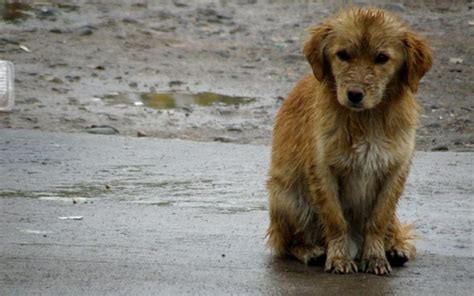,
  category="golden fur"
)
[266,8,432,275]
